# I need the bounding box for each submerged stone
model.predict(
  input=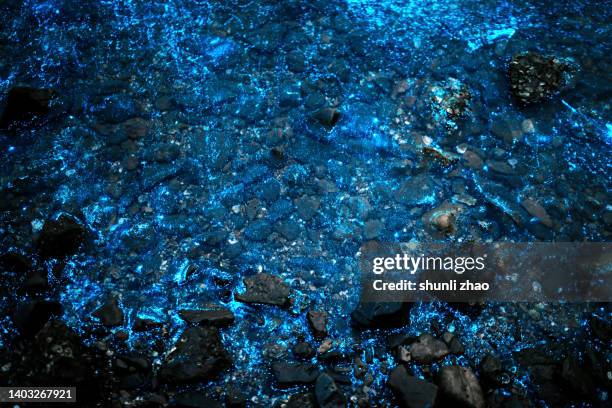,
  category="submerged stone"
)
[159,326,231,384]
[315,372,346,408]
[508,52,570,106]
[36,214,88,258]
[388,365,438,408]
[0,87,57,129]
[92,297,124,327]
